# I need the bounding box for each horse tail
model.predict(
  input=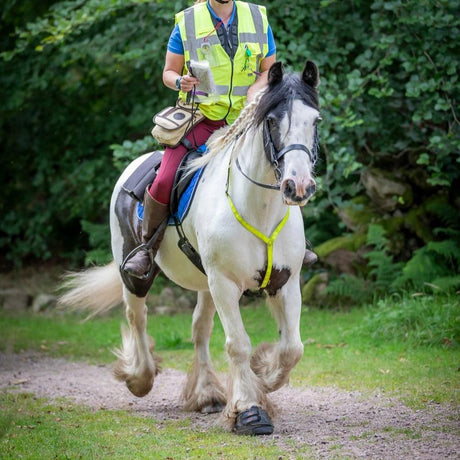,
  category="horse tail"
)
[58,261,123,318]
